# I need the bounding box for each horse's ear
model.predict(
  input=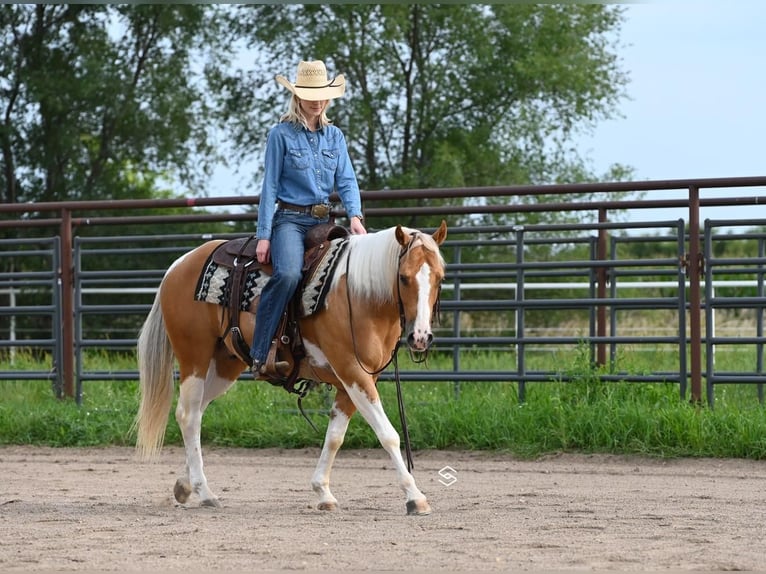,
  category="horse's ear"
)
[432,220,448,245]
[395,224,408,247]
